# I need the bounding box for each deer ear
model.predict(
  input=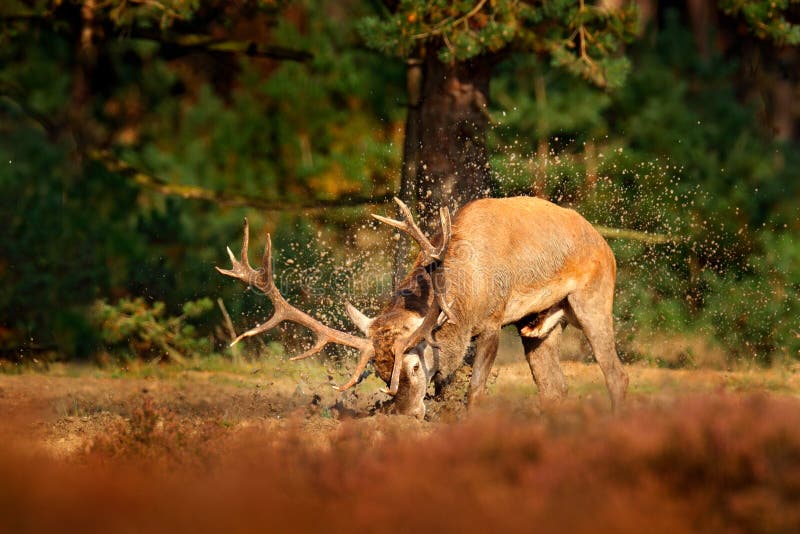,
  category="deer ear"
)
[345,302,374,334]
